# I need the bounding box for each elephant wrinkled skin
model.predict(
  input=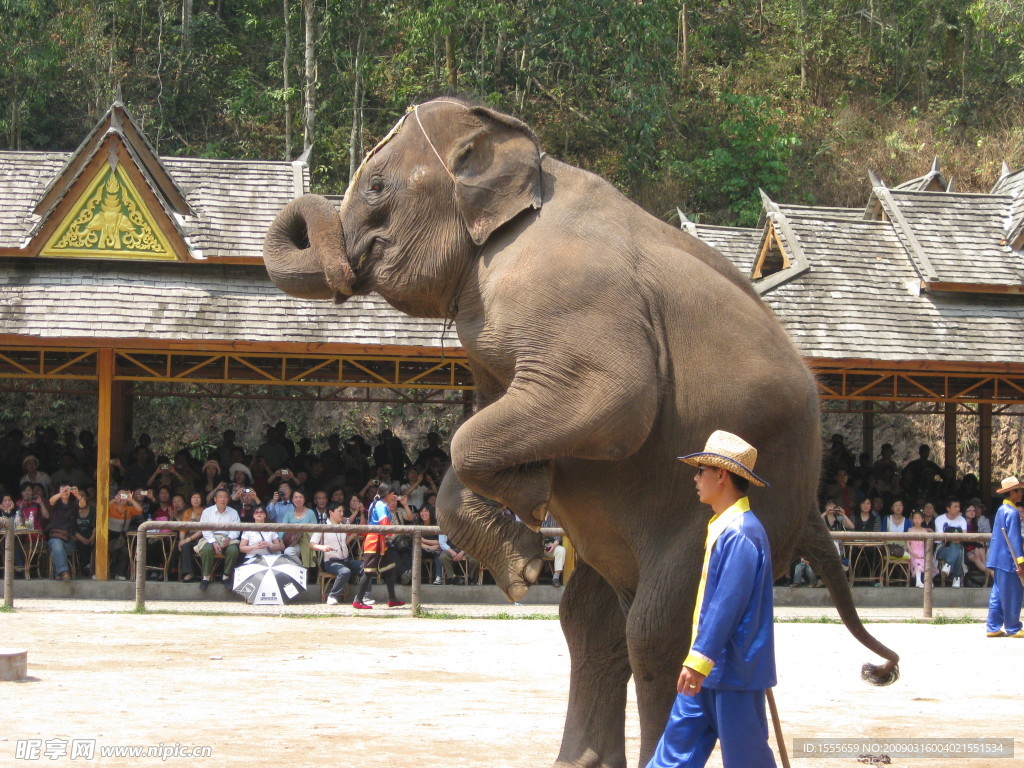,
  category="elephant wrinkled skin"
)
[264,98,899,768]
